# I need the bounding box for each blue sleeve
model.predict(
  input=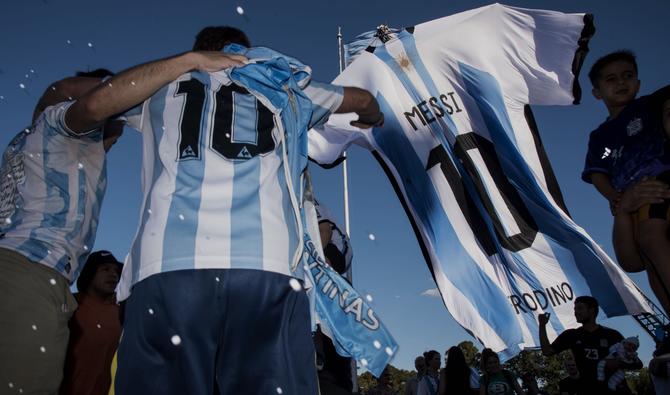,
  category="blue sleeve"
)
[303,81,344,129]
[581,131,610,184]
